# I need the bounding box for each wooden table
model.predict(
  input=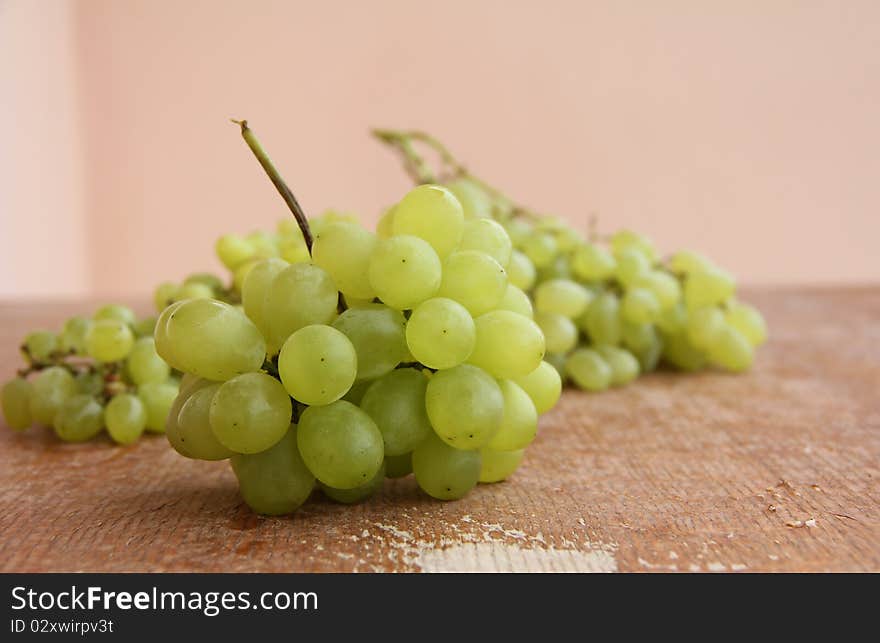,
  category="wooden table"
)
[0,288,877,572]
